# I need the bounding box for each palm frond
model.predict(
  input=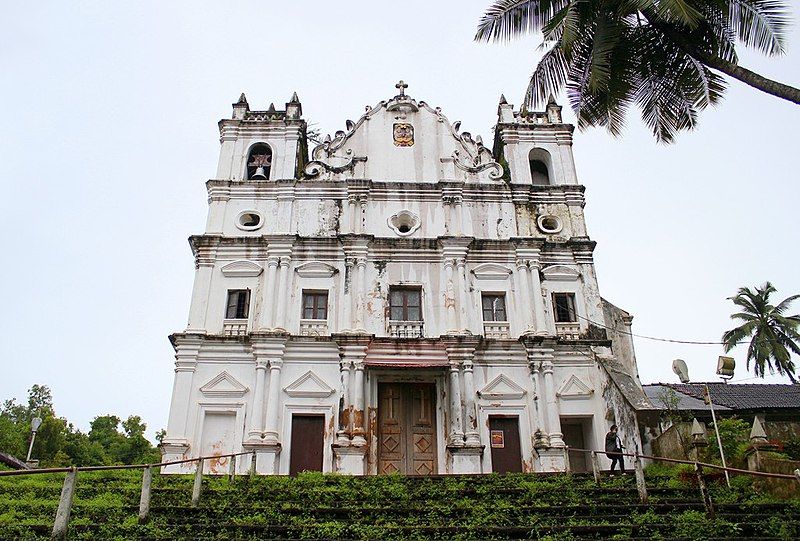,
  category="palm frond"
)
[774,294,800,314]
[476,0,569,42]
[525,43,570,108]
[728,0,789,55]
[656,0,705,27]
